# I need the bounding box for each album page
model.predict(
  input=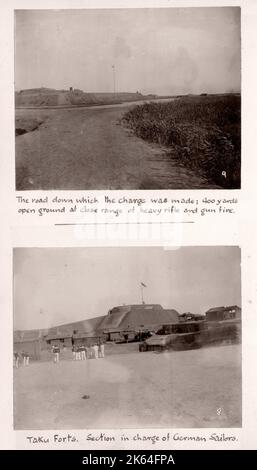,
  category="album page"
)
[0,0,256,453]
